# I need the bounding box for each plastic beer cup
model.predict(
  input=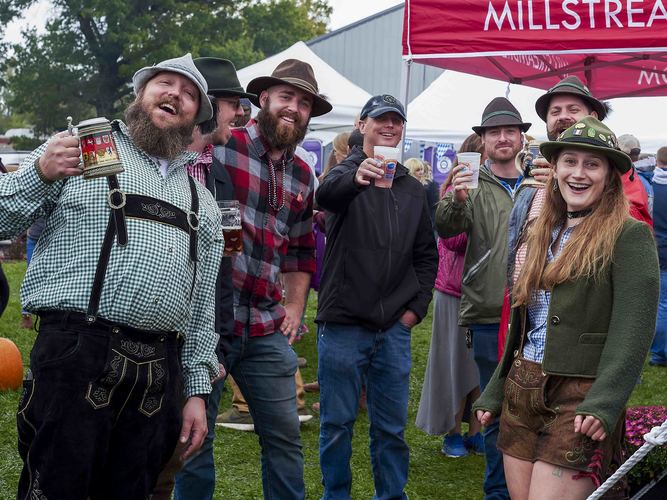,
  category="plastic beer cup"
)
[456,152,482,189]
[373,146,400,188]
